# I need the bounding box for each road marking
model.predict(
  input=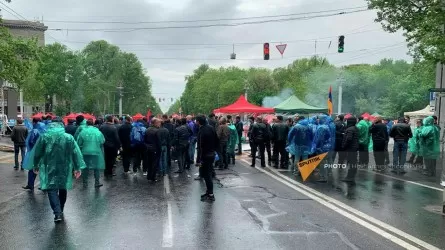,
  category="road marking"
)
[162,201,173,248]
[241,159,439,250]
[164,175,170,194]
[360,169,443,191]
